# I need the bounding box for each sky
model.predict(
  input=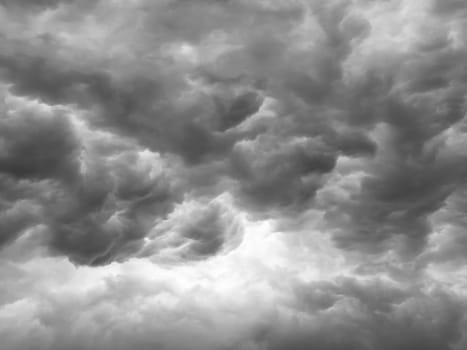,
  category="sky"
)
[0,0,467,349]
